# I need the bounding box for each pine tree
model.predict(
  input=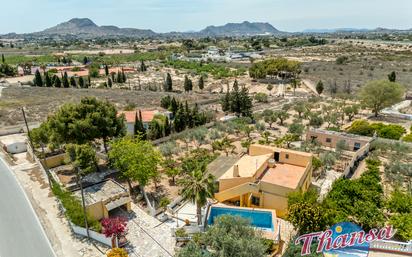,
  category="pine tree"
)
[78,76,85,88]
[62,72,70,88]
[33,70,43,87]
[53,75,61,88]
[45,72,52,87]
[198,76,204,90]
[108,78,113,88]
[1,54,5,63]
[164,73,173,92]
[105,65,109,76]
